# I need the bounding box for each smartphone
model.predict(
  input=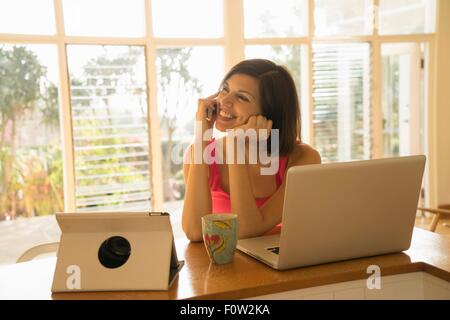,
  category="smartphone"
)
[206,102,218,120]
